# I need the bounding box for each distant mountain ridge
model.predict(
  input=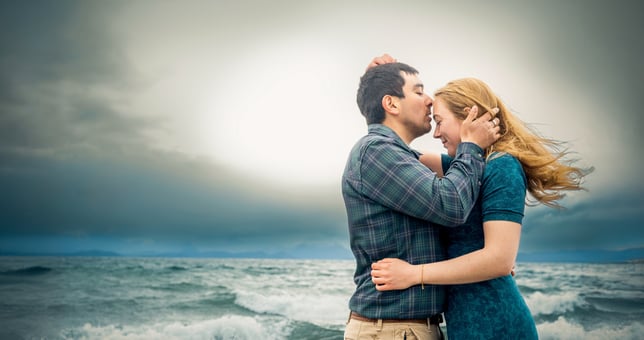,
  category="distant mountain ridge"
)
[2,247,643,263]
[517,247,644,263]
[0,249,122,257]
